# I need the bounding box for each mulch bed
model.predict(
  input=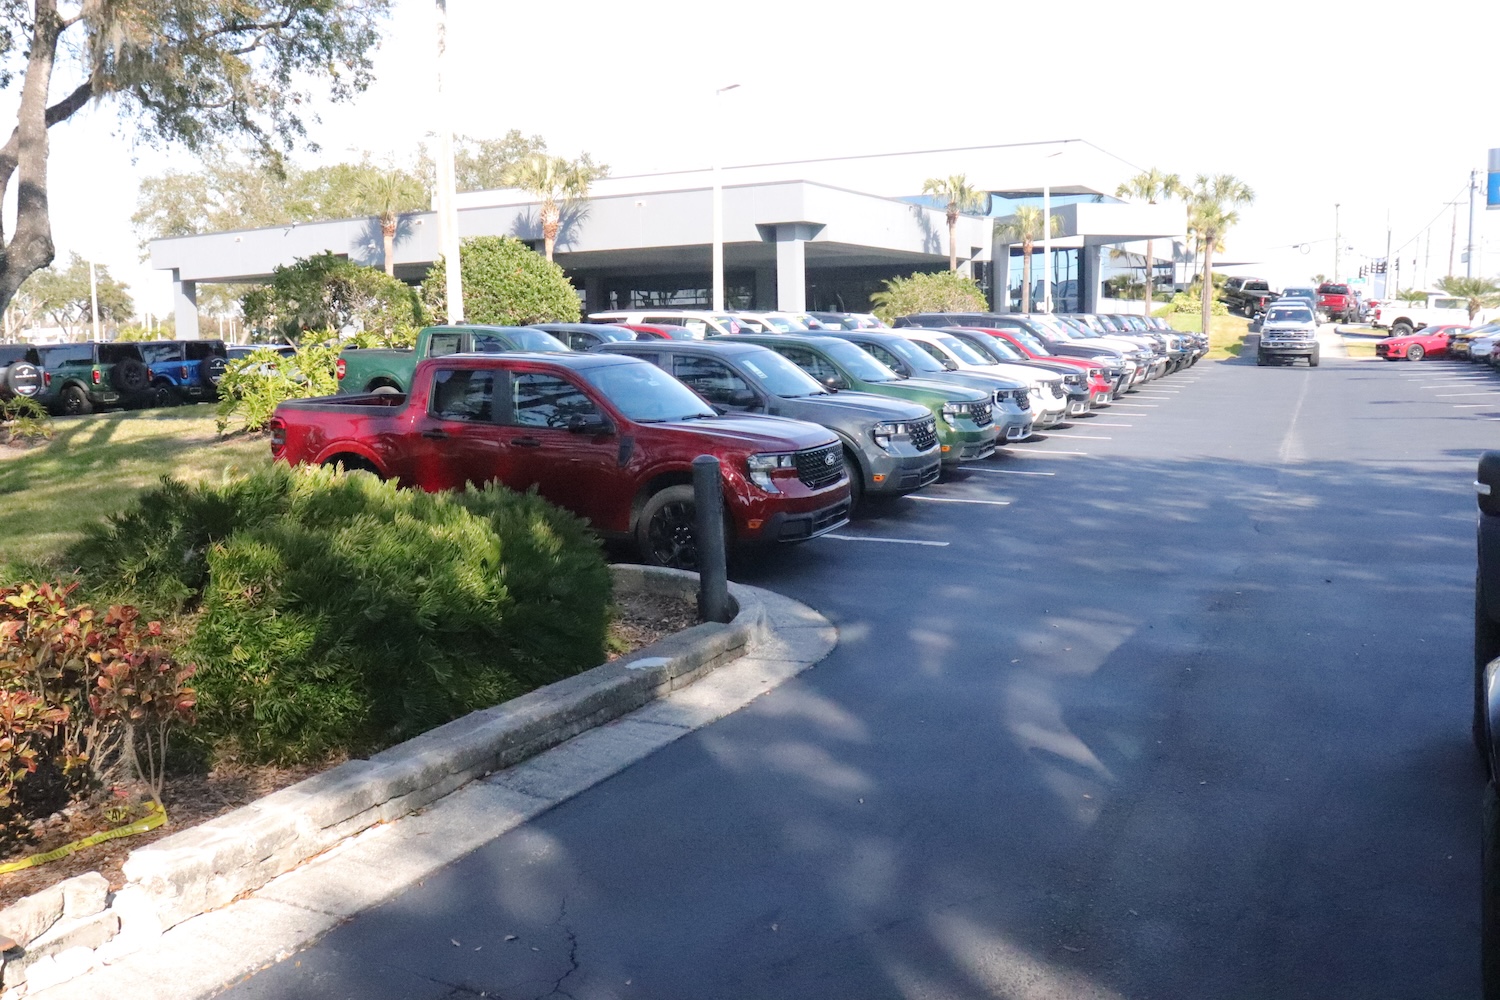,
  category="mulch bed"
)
[0,586,698,910]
